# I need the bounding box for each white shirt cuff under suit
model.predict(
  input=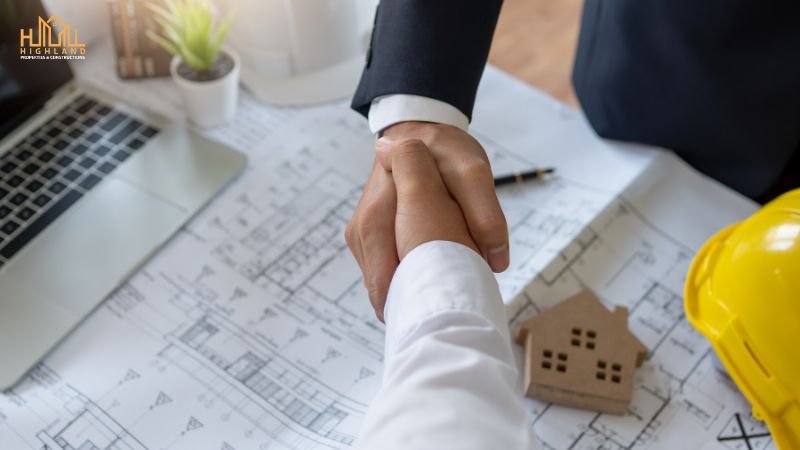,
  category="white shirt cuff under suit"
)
[368,94,470,134]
